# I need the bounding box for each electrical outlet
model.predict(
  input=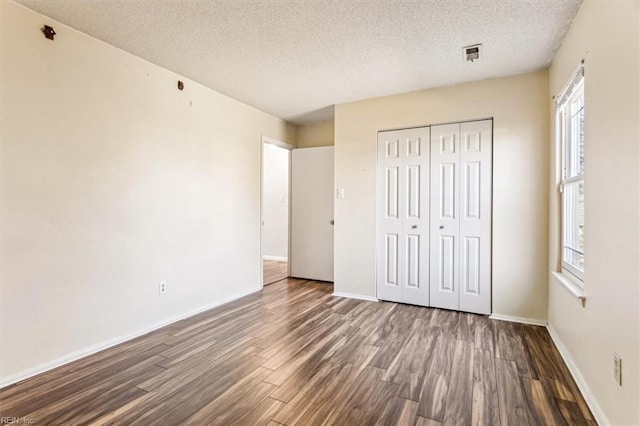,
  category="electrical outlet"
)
[613,353,622,386]
[158,281,167,296]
